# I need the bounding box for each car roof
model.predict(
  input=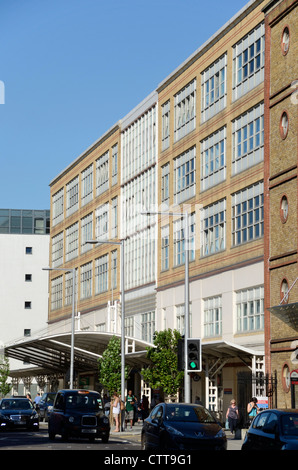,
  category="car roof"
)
[258,409,298,414]
[56,389,100,394]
